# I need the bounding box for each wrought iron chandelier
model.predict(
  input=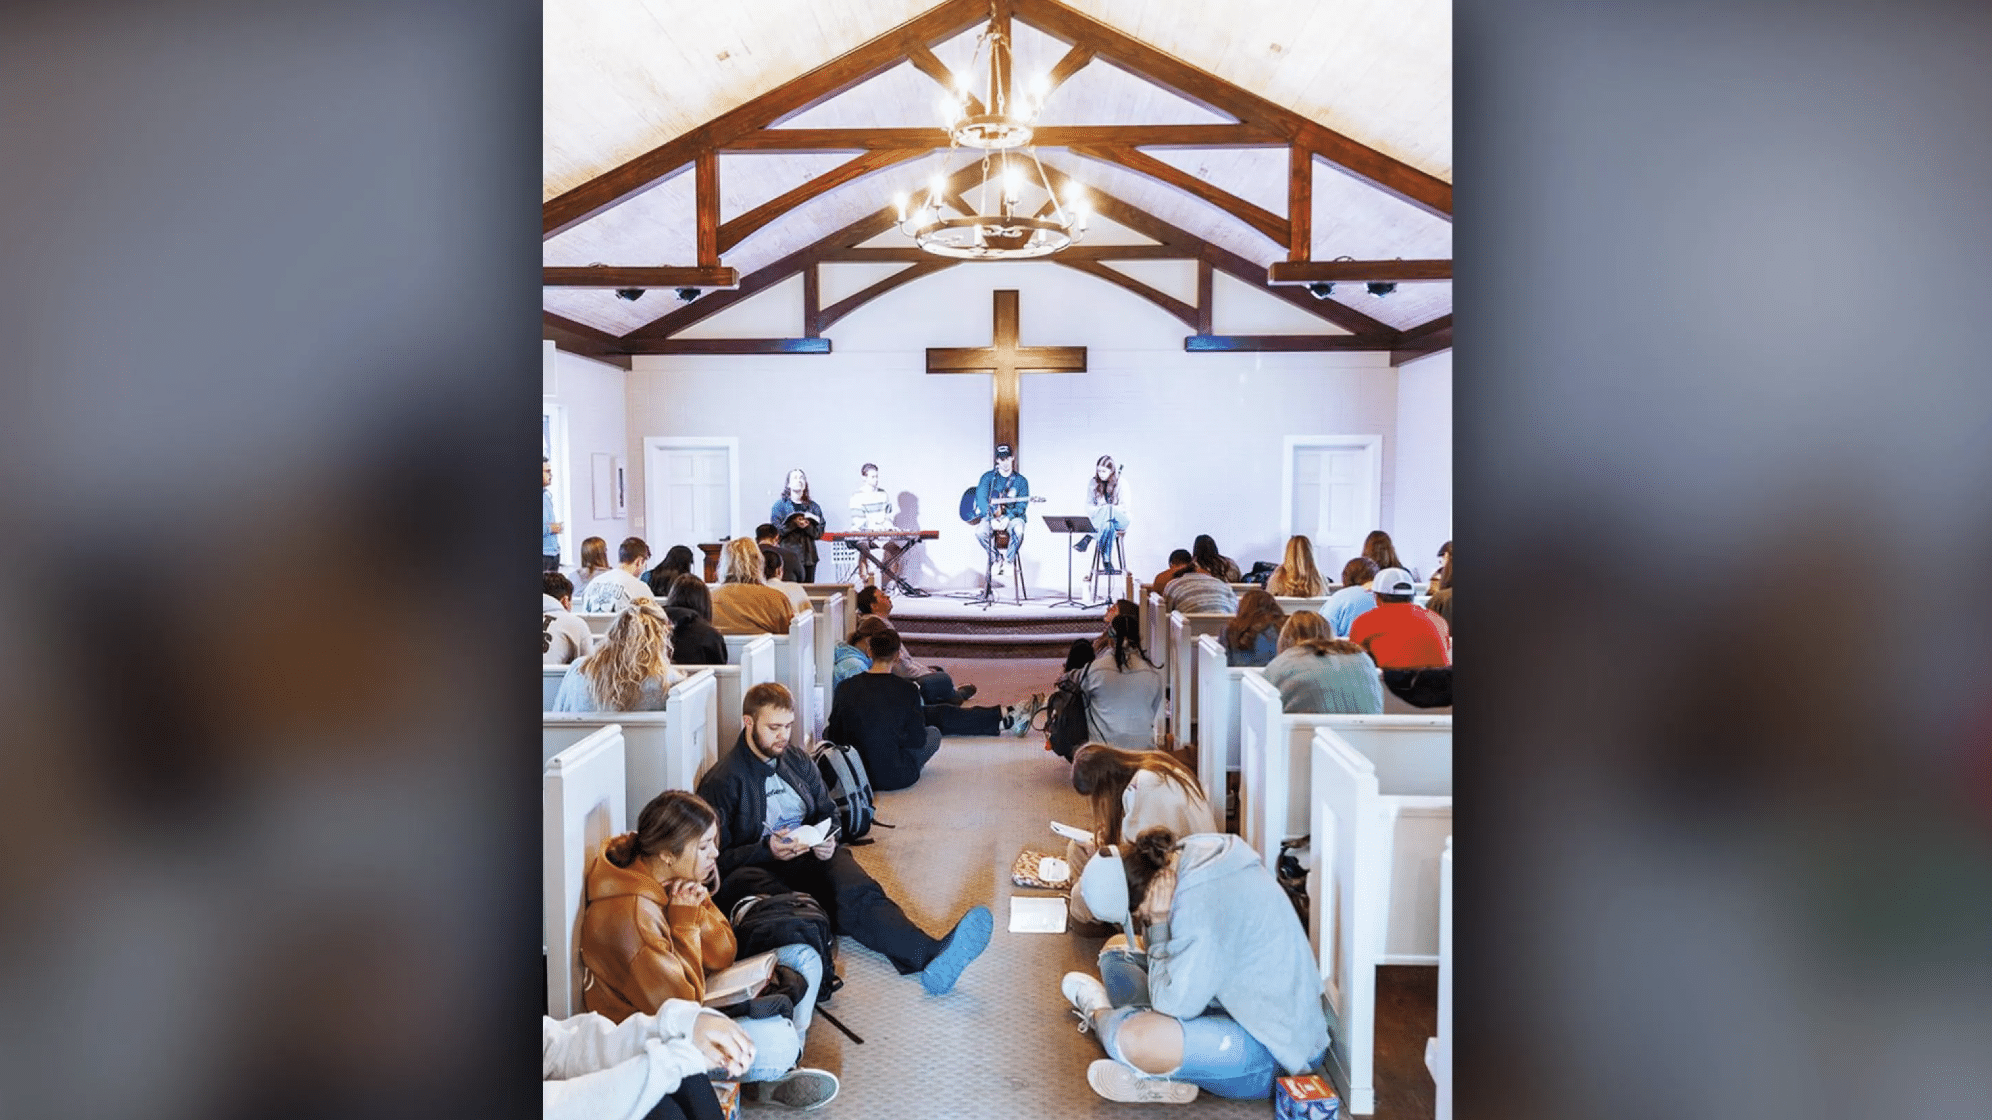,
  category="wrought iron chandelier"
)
[894,7,1086,259]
